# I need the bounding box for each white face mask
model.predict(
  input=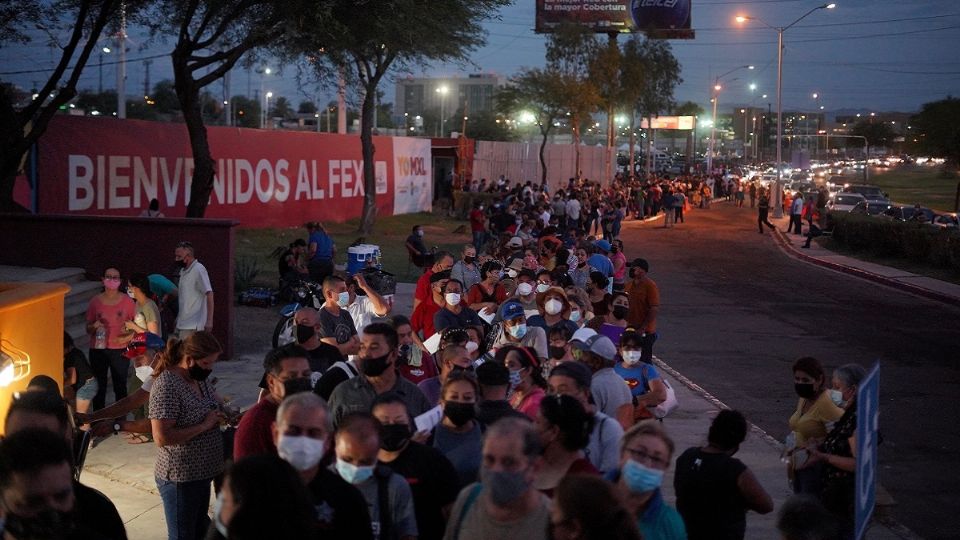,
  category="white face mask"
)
[517,282,533,296]
[544,299,563,316]
[126,288,136,299]
[536,283,551,294]
[465,341,479,354]
[829,389,845,407]
[277,434,326,471]
[135,365,153,382]
[336,291,350,307]
[569,310,582,322]
[622,350,642,365]
[445,292,461,306]
[506,269,519,279]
